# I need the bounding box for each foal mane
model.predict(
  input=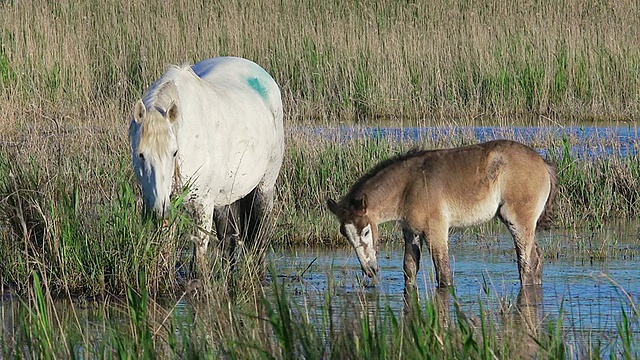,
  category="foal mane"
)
[344,148,428,203]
